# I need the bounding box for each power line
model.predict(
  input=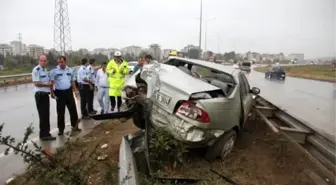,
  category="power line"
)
[54,0,72,56]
